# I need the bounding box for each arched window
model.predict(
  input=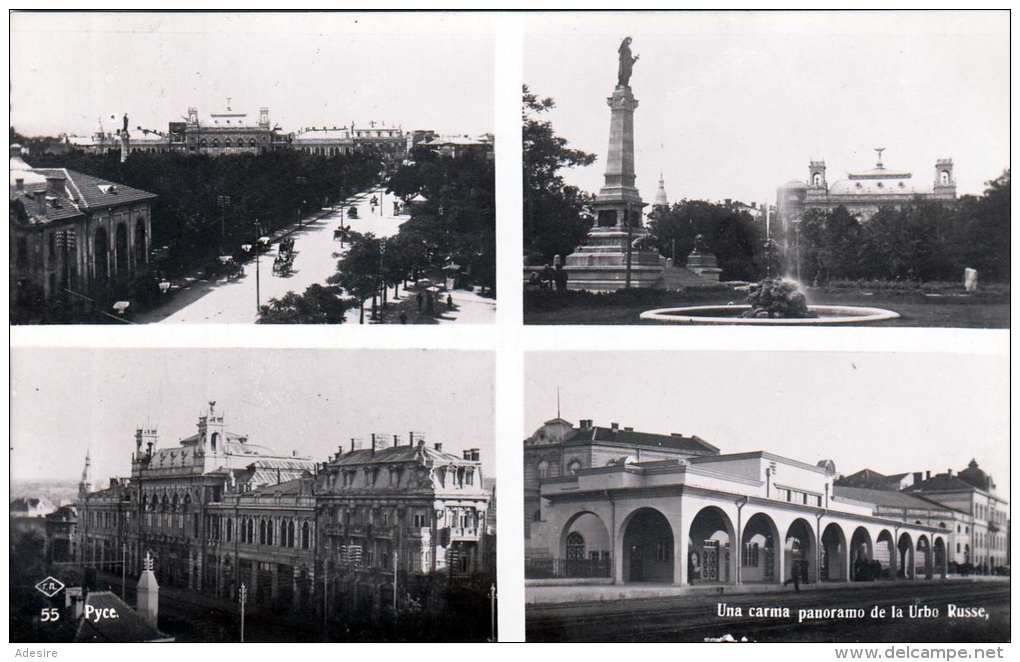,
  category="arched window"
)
[566,532,586,560]
[940,170,950,185]
[250,139,257,147]
[212,139,220,148]
[812,173,822,186]
[288,520,296,547]
[537,460,549,479]
[568,459,582,475]
[259,519,267,545]
[224,139,232,148]
[301,522,310,549]
[210,432,219,451]
[226,518,233,542]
